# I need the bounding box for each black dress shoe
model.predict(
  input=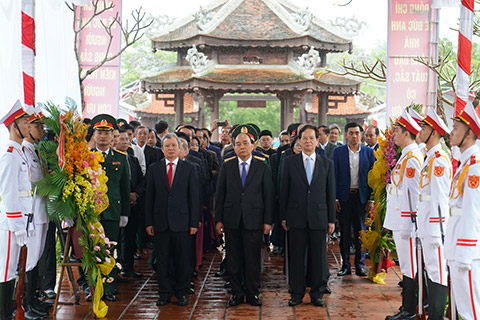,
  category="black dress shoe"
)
[192,270,198,278]
[215,269,227,277]
[187,287,195,295]
[246,295,262,306]
[224,281,231,288]
[385,310,415,320]
[337,268,351,276]
[177,295,188,306]
[156,296,170,306]
[324,286,332,294]
[103,293,116,301]
[288,297,303,306]
[121,270,143,278]
[133,252,142,260]
[86,292,92,302]
[311,297,325,307]
[355,268,368,277]
[228,294,244,306]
